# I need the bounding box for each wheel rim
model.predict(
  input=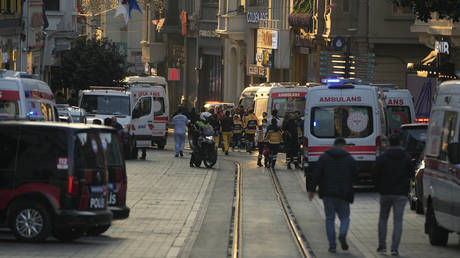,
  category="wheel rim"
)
[16,208,44,238]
